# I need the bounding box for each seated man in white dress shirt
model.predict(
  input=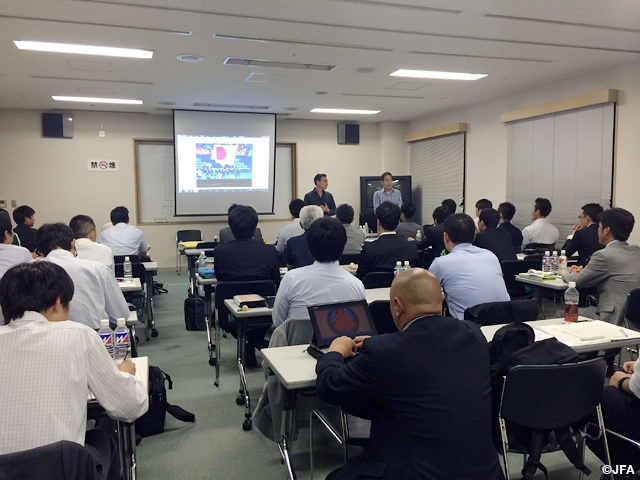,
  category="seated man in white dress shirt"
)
[97,206,149,258]
[272,217,366,327]
[521,197,559,250]
[0,215,32,279]
[0,261,148,480]
[37,223,130,329]
[70,215,114,270]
